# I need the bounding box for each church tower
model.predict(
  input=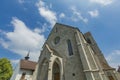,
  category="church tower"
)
[33,23,120,80]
